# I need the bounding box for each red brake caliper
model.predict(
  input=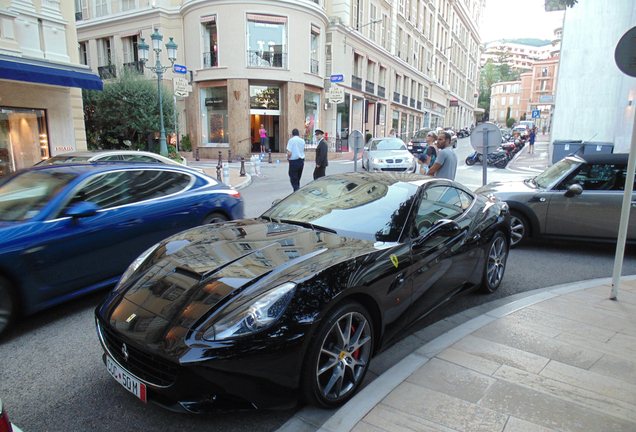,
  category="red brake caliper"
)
[351,324,360,359]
